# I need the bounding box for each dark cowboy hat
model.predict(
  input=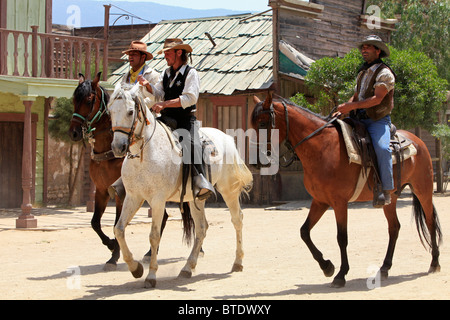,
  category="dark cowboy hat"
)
[358,35,390,58]
[157,38,193,54]
[122,41,153,61]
